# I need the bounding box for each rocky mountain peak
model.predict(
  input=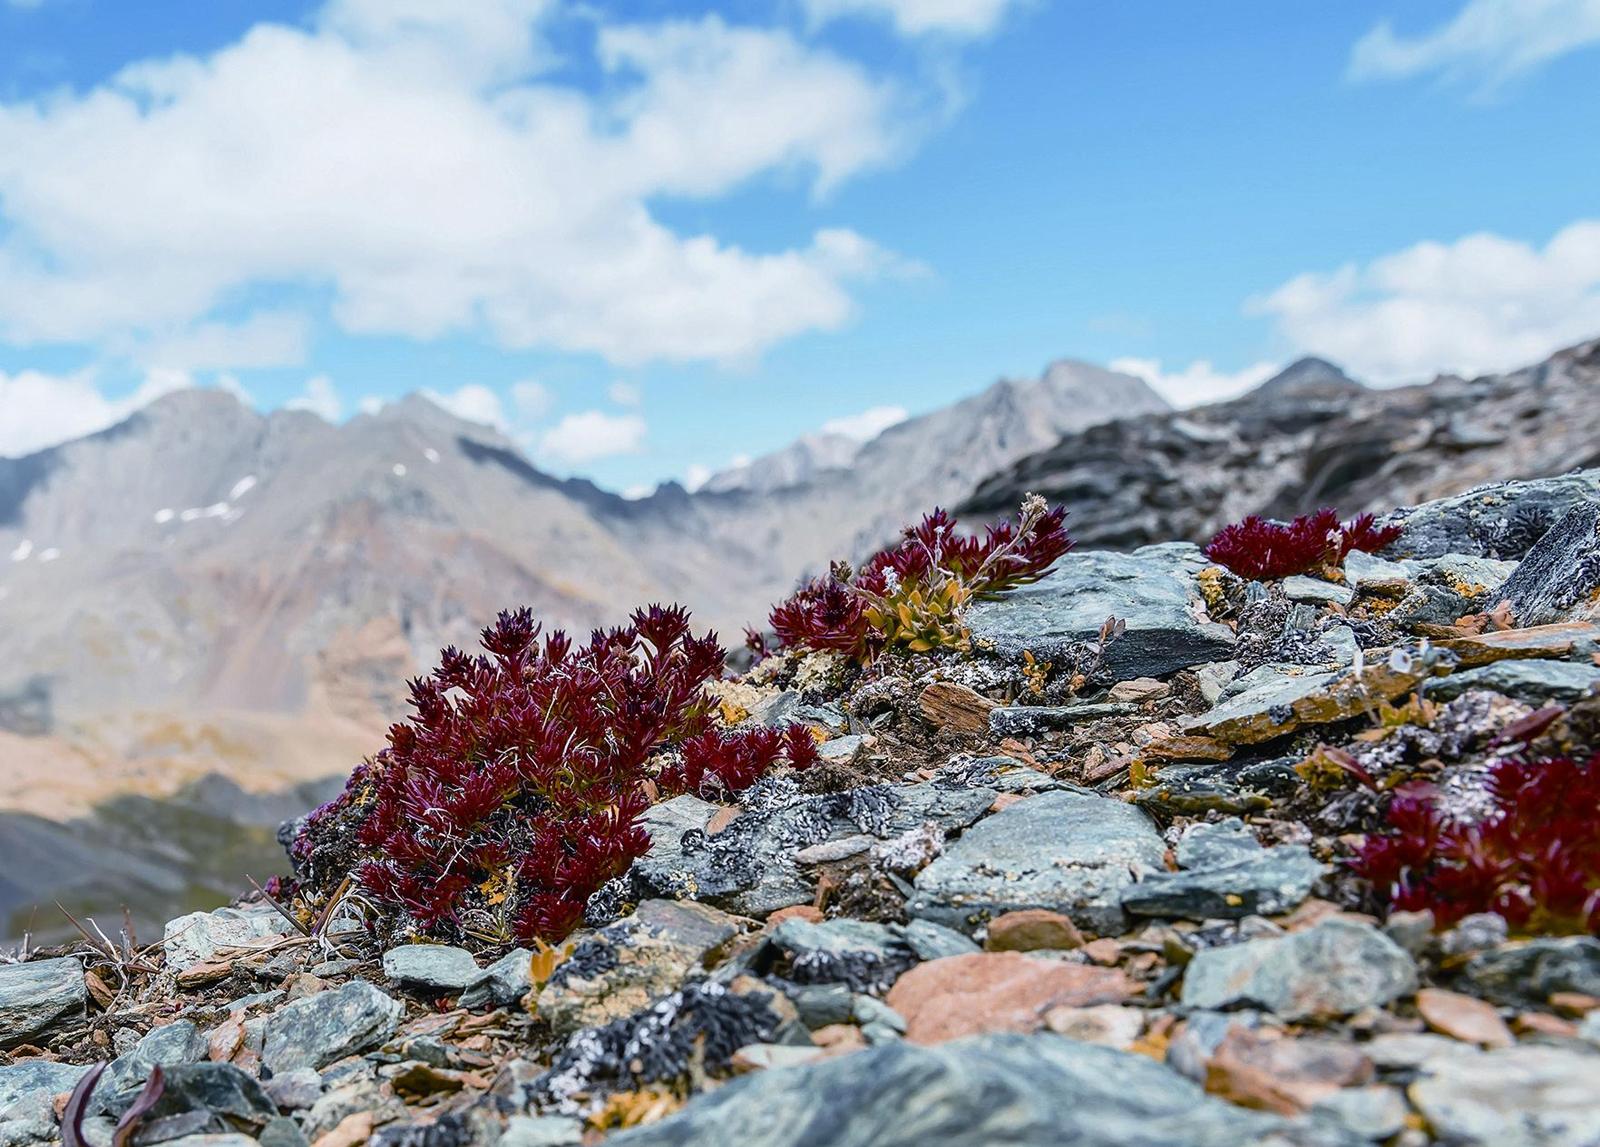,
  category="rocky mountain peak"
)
[1252,355,1362,397]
